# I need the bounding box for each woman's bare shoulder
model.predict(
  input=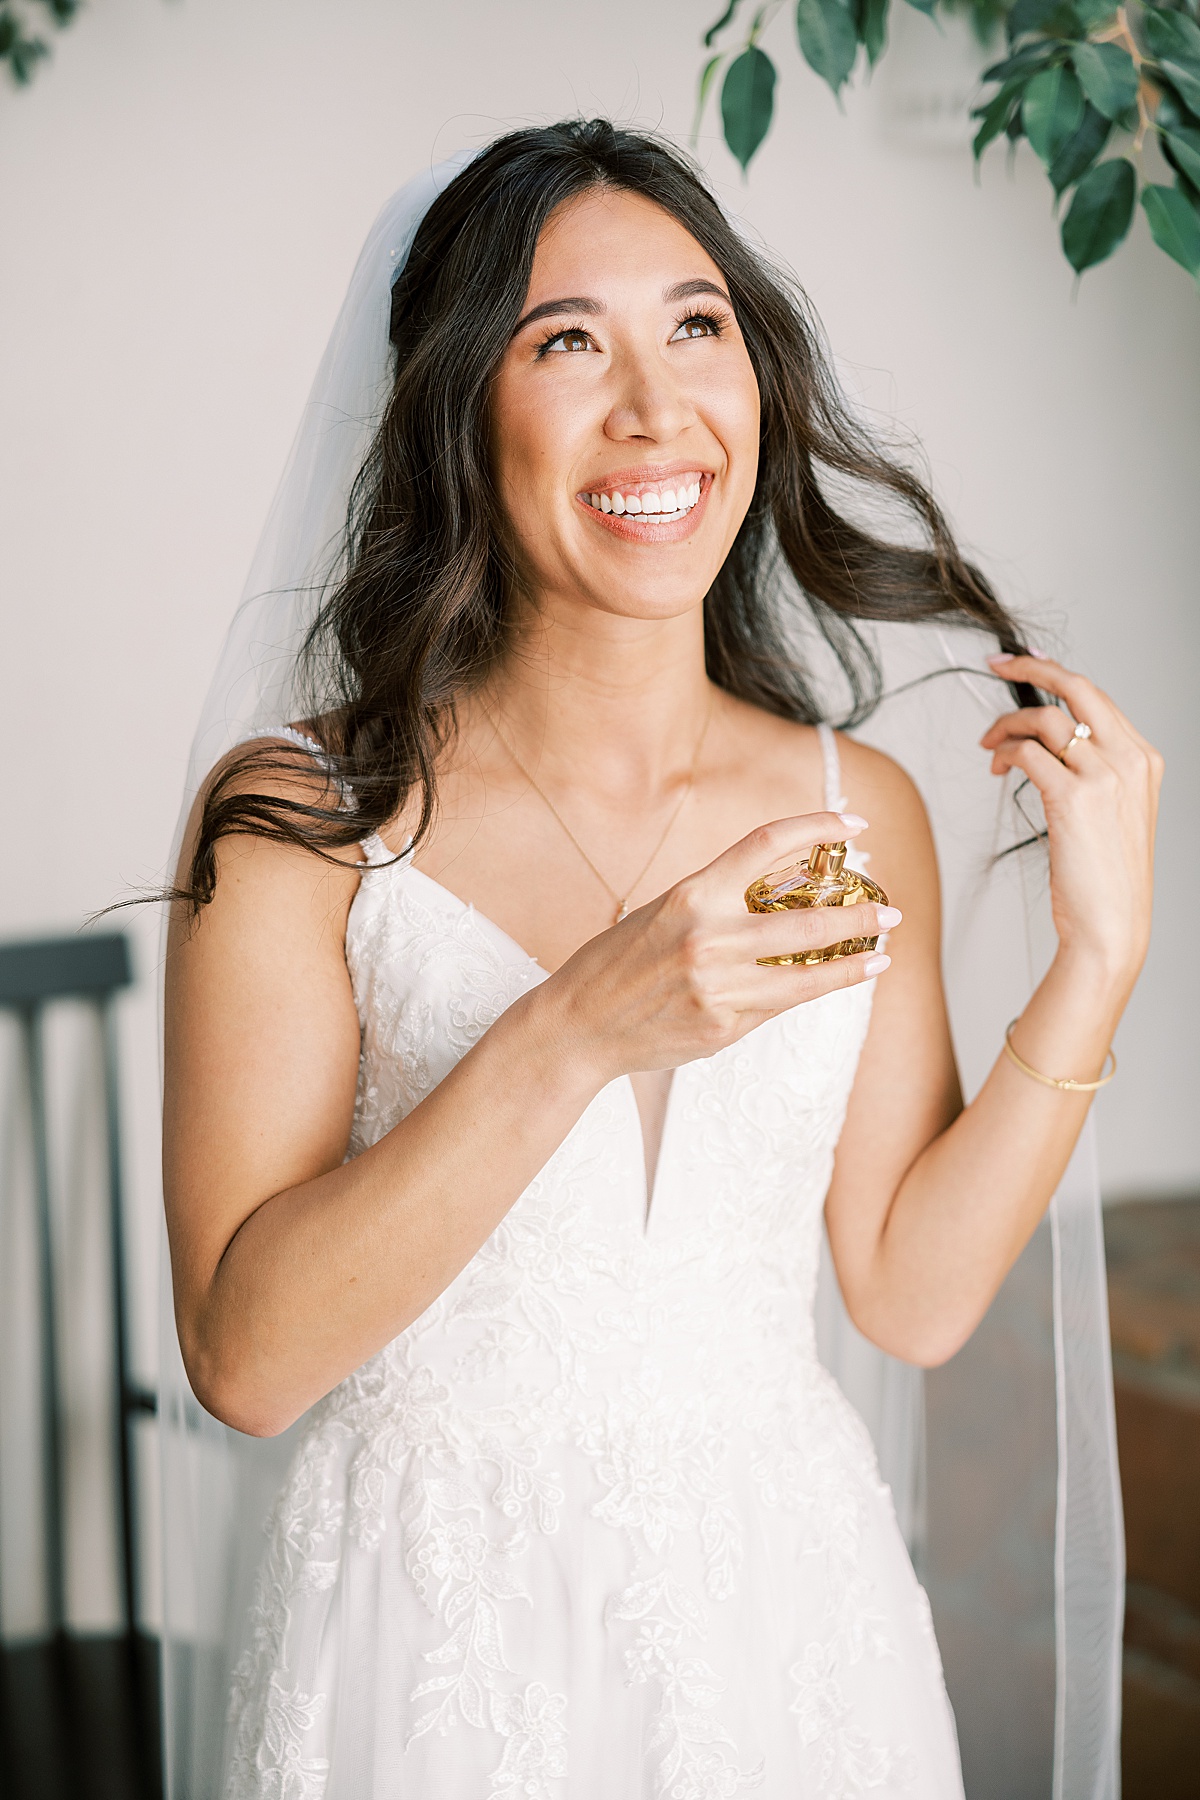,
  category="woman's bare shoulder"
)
[836,732,929,826]
[171,726,366,937]
[721,701,926,821]
[835,732,940,910]
[206,719,346,799]
[727,701,937,901]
